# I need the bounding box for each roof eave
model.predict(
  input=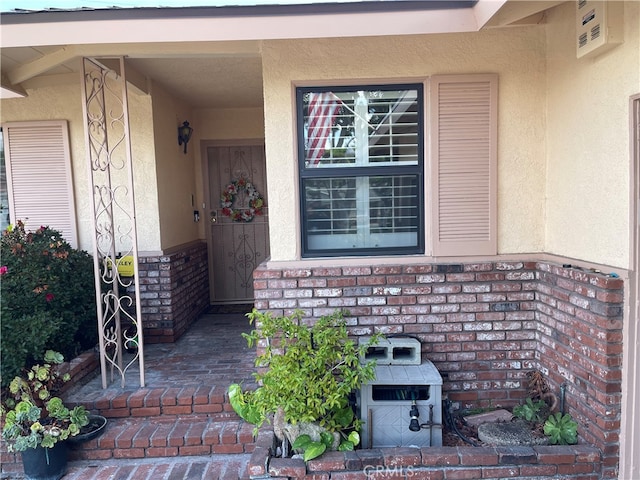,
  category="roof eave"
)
[2,1,477,22]
[0,1,508,48]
